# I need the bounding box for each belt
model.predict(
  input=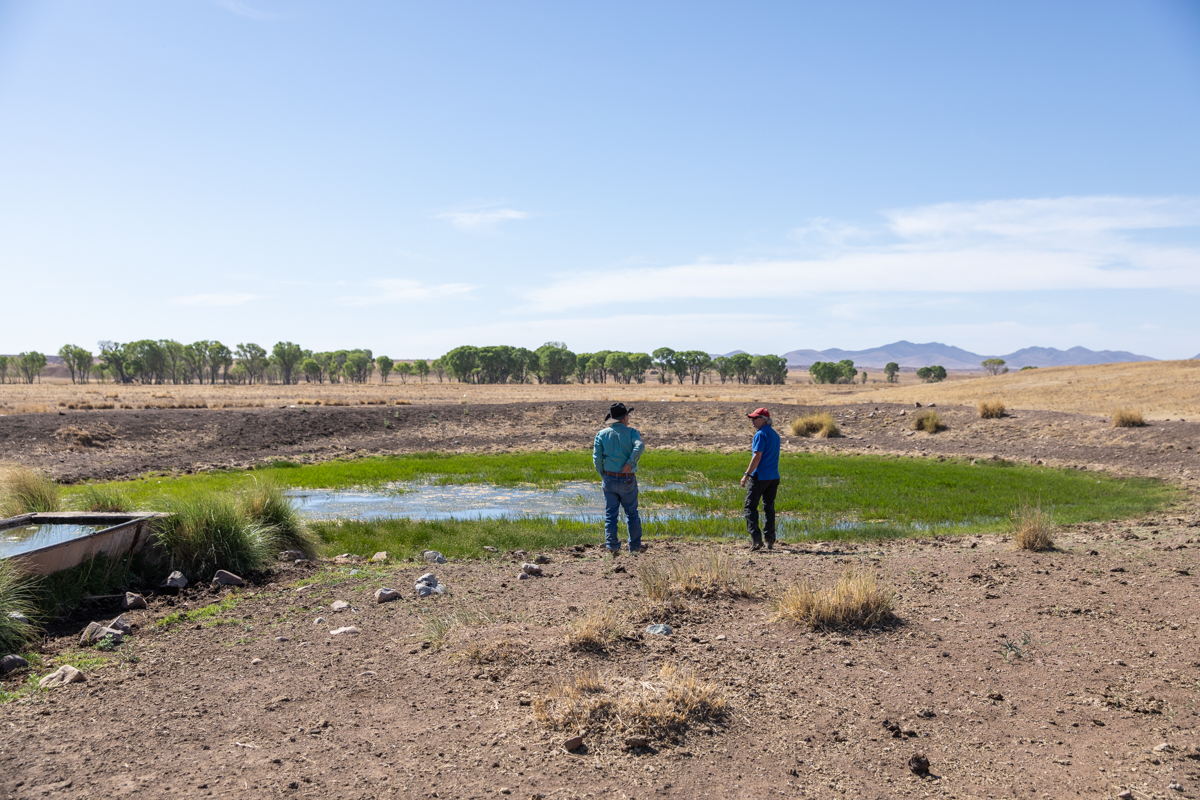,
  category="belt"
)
[603,471,634,478]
